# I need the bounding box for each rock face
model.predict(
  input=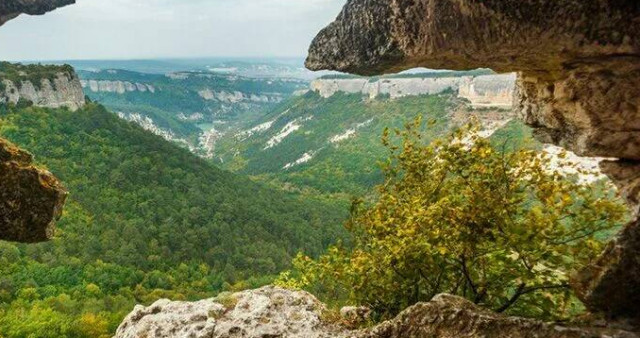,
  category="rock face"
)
[115,287,638,338]
[361,294,637,338]
[311,73,515,108]
[114,286,349,338]
[306,0,640,76]
[0,138,67,243]
[80,80,155,94]
[1,71,86,111]
[0,0,75,26]
[307,0,640,324]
